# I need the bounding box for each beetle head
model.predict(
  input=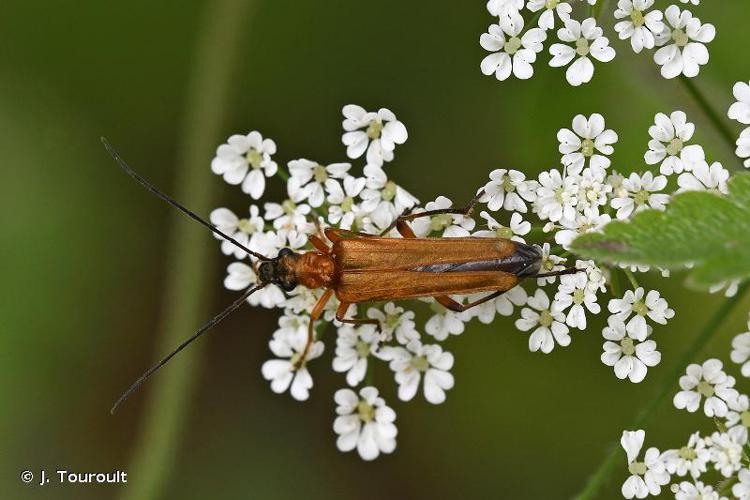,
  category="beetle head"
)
[257,248,299,292]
